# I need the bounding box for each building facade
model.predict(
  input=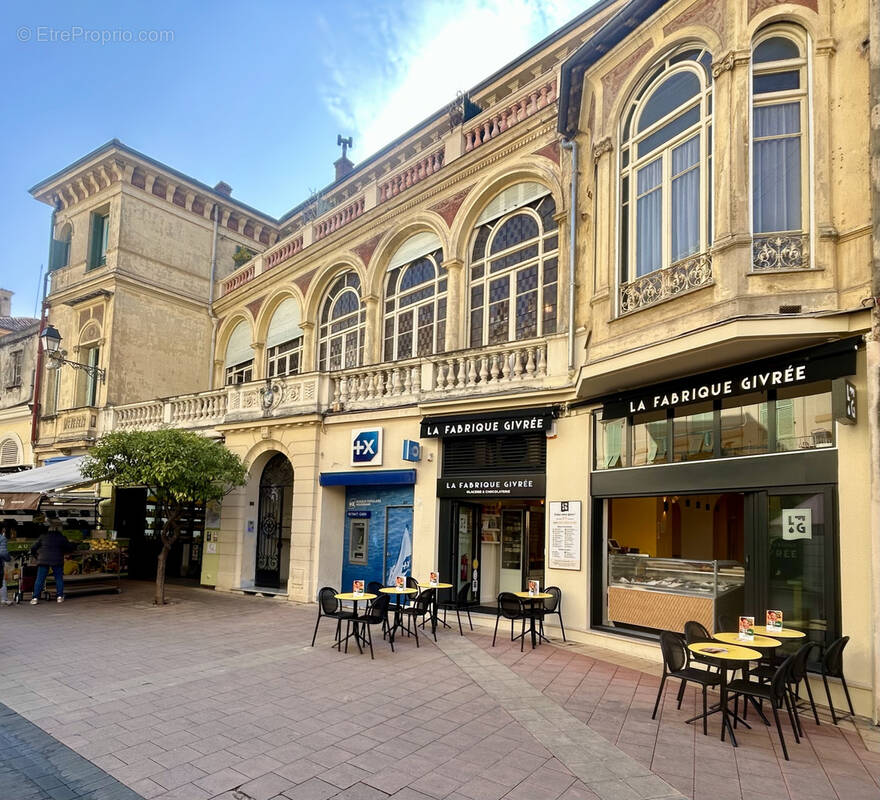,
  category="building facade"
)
[25,0,877,717]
